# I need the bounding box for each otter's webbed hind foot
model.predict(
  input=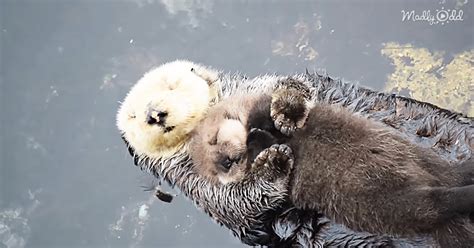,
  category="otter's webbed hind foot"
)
[271,78,312,136]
